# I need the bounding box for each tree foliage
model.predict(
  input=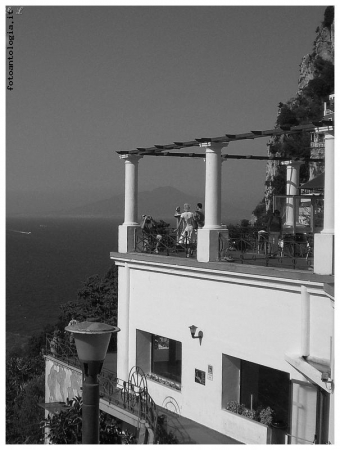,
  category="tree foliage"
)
[253,7,334,223]
[6,353,45,443]
[322,6,334,28]
[43,396,136,444]
[59,264,118,326]
[6,264,120,443]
